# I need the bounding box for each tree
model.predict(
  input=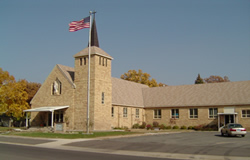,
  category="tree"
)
[204,75,230,83]
[24,81,41,105]
[158,82,168,87]
[121,69,166,87]
[0,68,29,120]
[195,74,204,84]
